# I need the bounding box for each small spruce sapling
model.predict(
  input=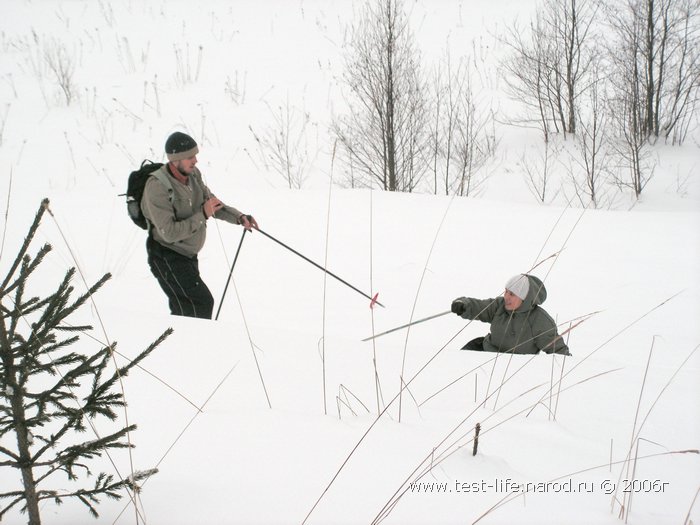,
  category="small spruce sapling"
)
[0,199,171,524]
